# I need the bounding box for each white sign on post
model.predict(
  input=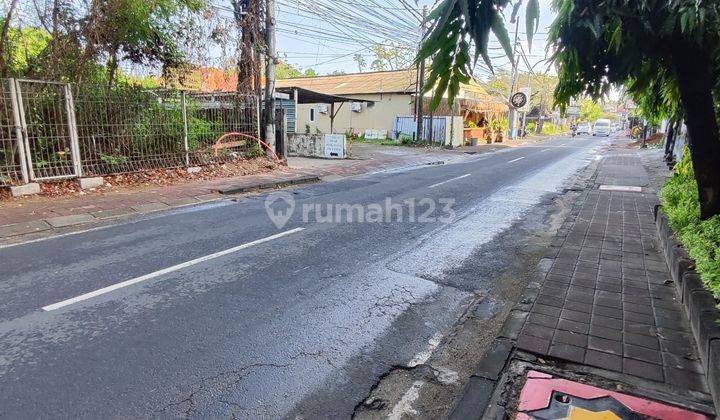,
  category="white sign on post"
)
[519,87,532,112]
[324,134,346,159]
